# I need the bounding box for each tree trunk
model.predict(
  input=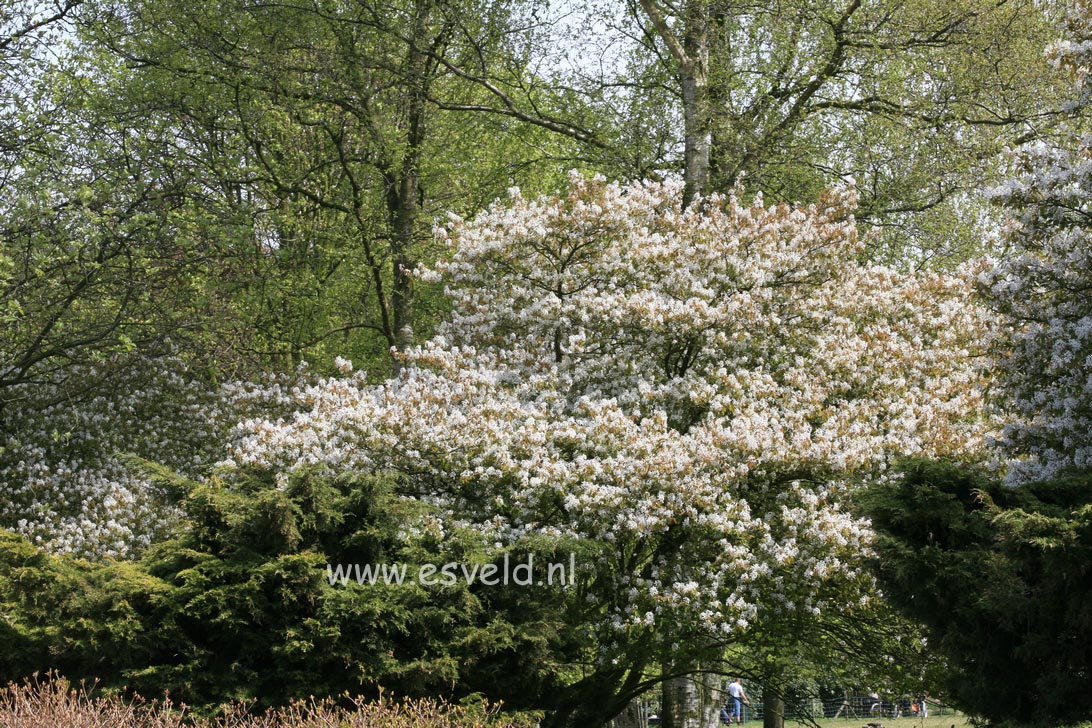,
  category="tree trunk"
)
[662,670,712,728]
[389,165,417,357]
[384,0,431,365]
[661,669,677,728]
[680,70,711,207]
[636,0,710,208]
[609,700,644,728]
[698,670,721,727]
[677,674,701,728]
[763,679,785,728]
[679,0,710,208]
